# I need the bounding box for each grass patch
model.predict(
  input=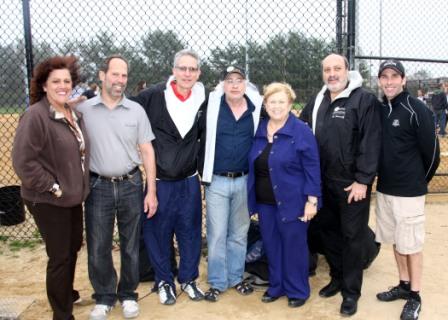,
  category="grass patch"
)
[0,107,23,114]
[0,235,9,242]
[8,239,42,251]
